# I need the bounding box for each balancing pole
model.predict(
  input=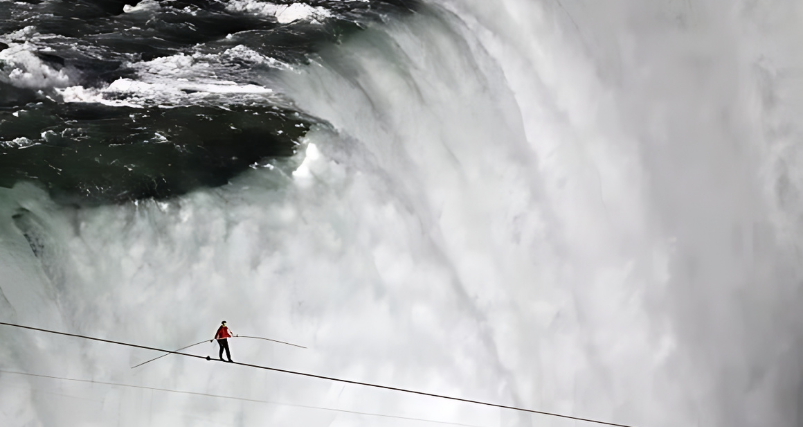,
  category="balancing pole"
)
[235,335,306,349]
[131,340,209,369]
[132,335,306,368]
